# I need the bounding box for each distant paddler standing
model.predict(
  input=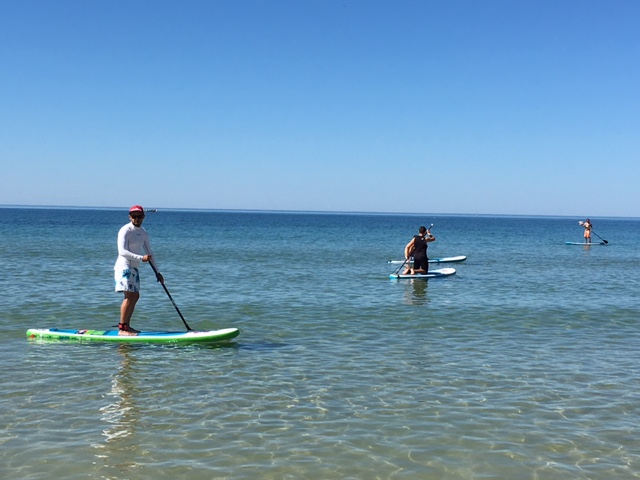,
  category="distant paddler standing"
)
[579,218,592,244]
